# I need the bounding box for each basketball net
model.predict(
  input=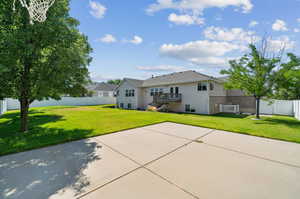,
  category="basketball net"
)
[13,0,56,24]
